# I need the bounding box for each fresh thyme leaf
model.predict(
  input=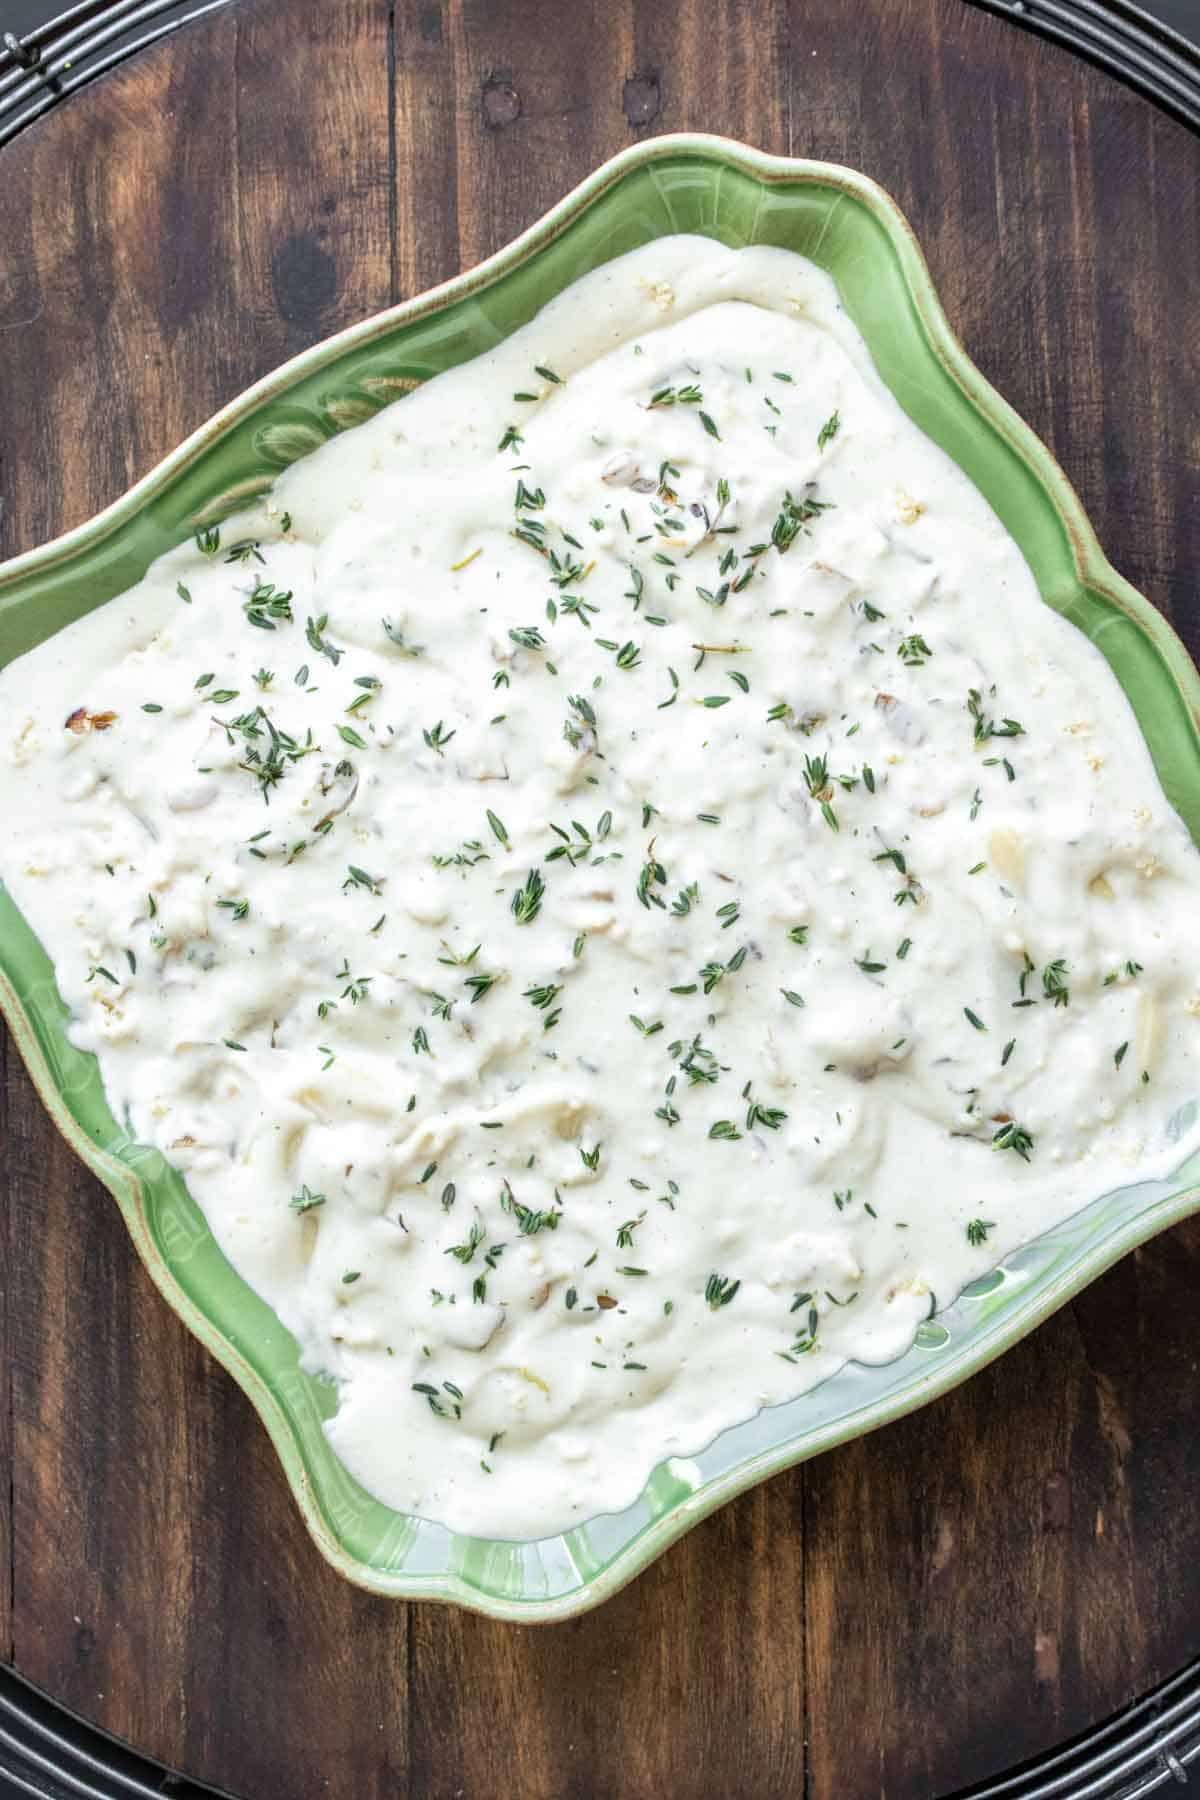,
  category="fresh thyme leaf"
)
[382,618,425,656]
[342,865,381,894]
[855,950,887,975]
[242,578,294,631]
[514,479,546,512]
[771,488,833,554]
[305,613,342,665]
[422,719,457,755]
[511,868,545,925]
[1041,959,1070,1007]
[289,1185,326,1213]
[745,1092,787,1130]
[968,687,1025,744]
[898,633,932,667]
[500,1182,561,1235]
[991,1120,1034,1160]
[225,538,265,566]
[446,1217,485,1264]
[636,851,668,910]
[648,384,703,409]
[524,982,562,1011]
